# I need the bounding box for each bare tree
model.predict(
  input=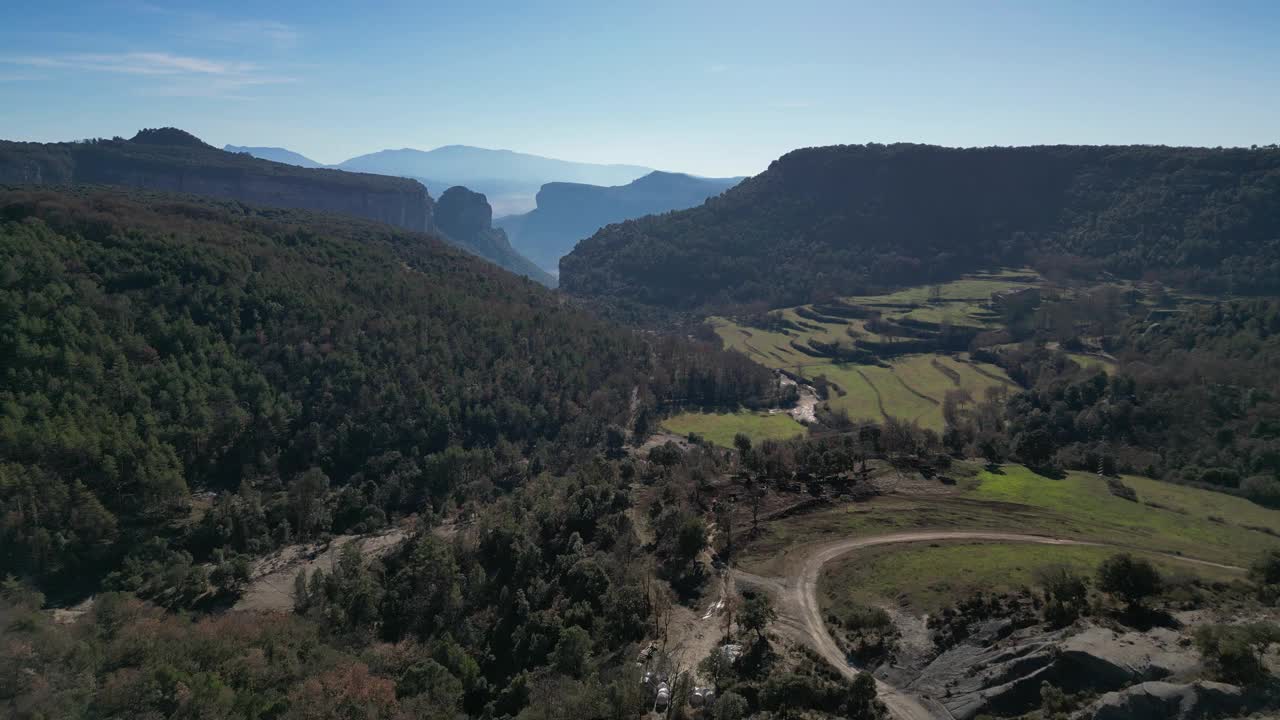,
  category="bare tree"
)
[749,481,766,536]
